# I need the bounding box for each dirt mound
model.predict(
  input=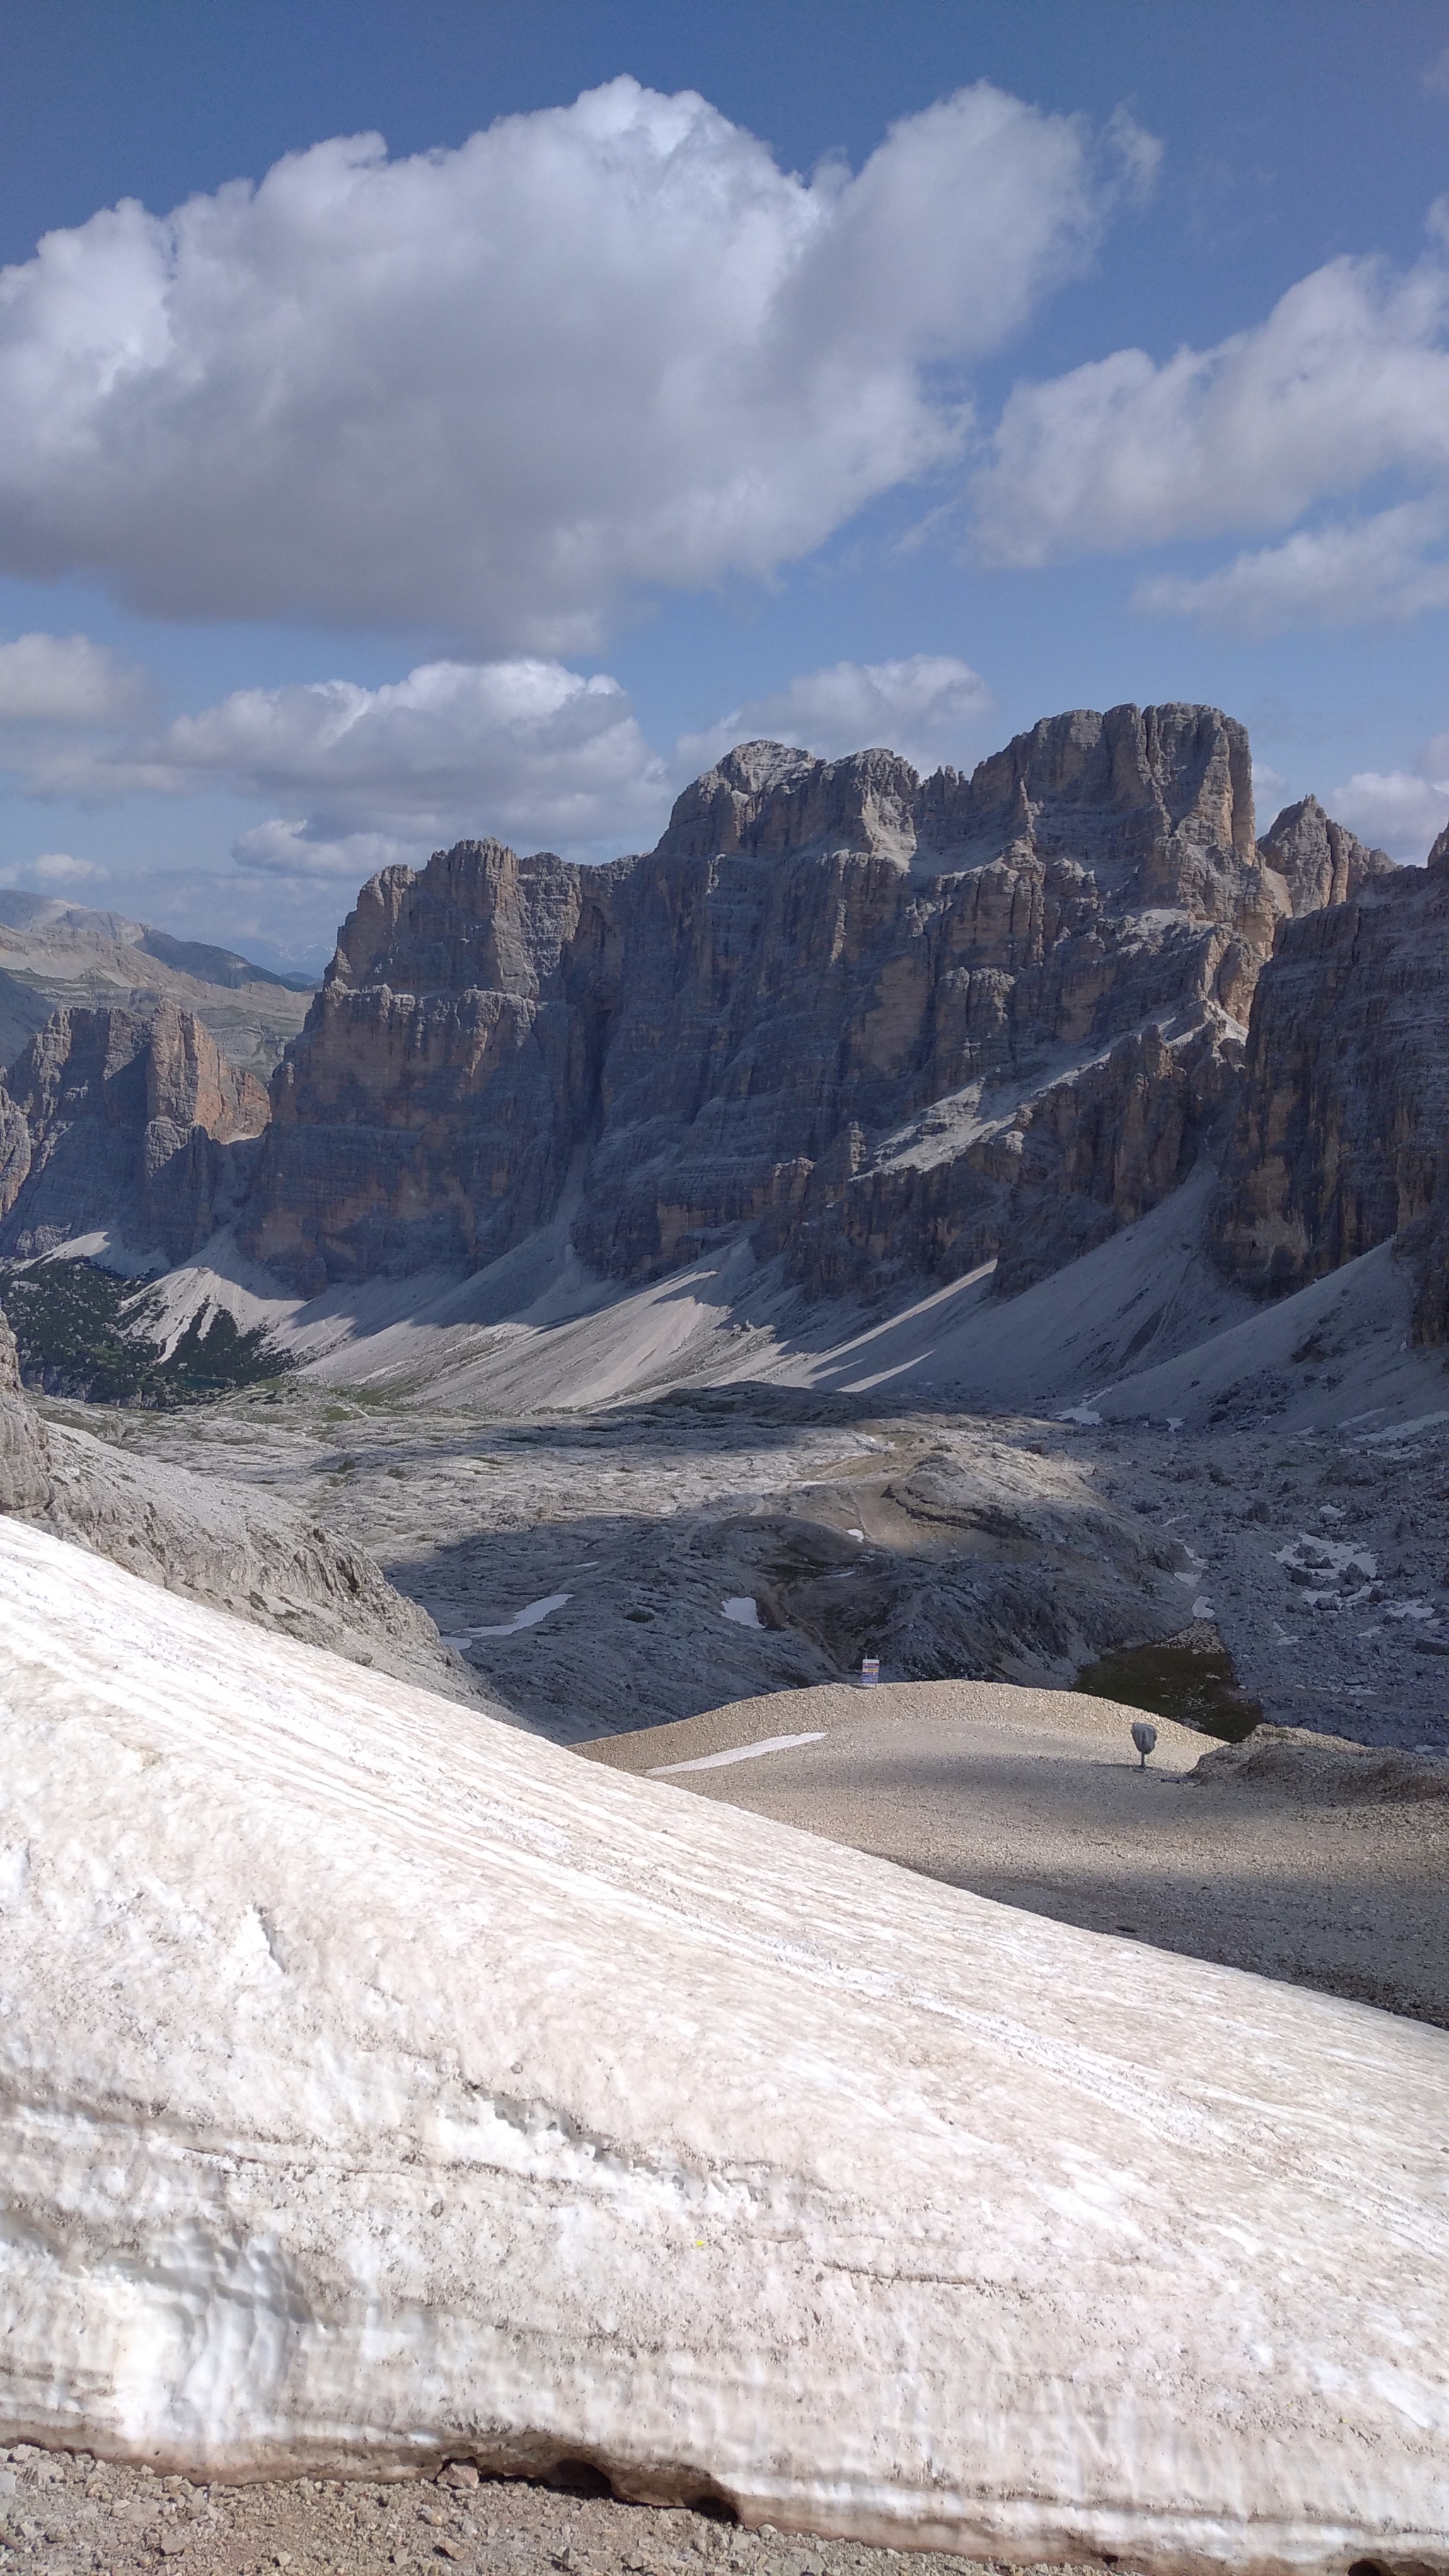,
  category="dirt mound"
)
[1191,1723,1449,1802]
